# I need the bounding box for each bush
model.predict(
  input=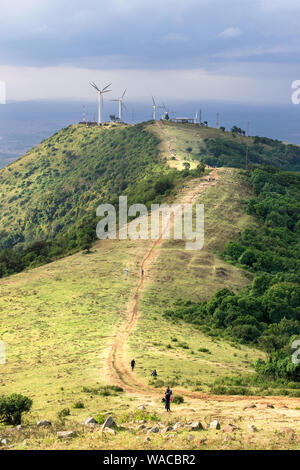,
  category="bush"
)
[198,347,211,354]
[73,401,84,409]
[57,408,70,420]
[172,395,184,404]
[0,393,32,425]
